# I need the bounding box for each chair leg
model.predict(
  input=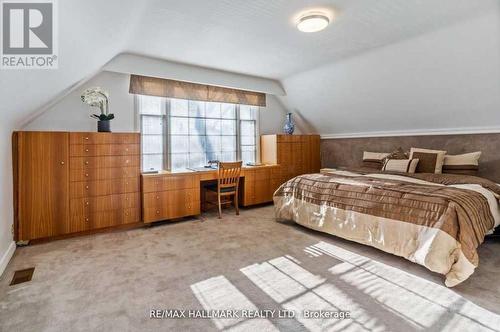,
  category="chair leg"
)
[235,192,239,215]
[217,193,222,219]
